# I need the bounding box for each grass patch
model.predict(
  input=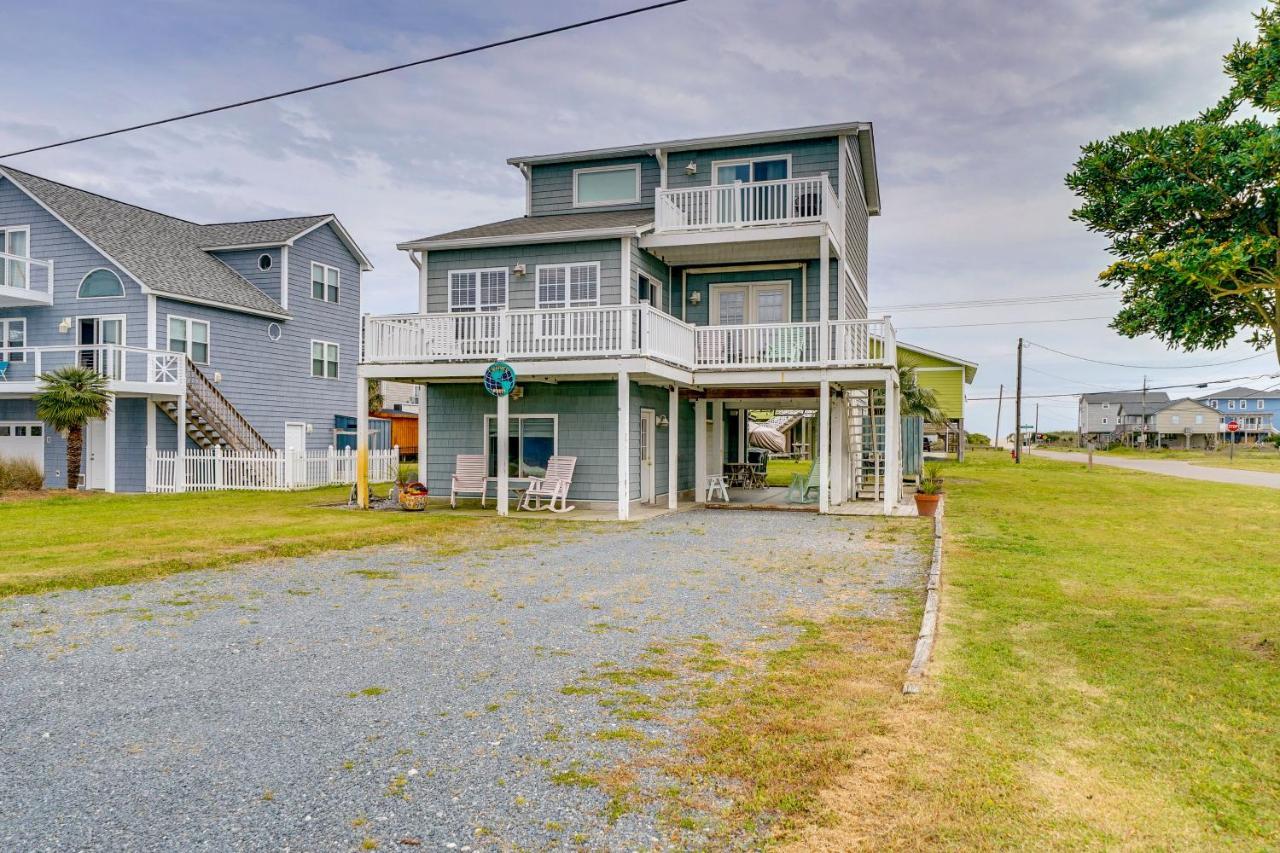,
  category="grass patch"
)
[785,452,1280,849]
[549,767,599,789]
[346,686,387,698]
[0,487,549,598]
[765,458,811,487]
